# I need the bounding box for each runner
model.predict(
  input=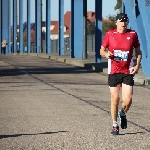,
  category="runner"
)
[100,13,142,135]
